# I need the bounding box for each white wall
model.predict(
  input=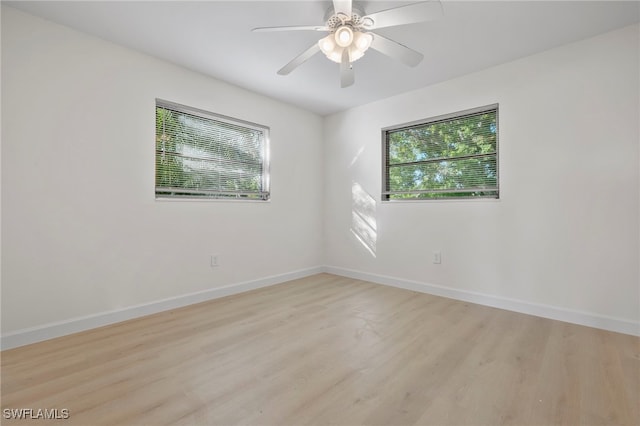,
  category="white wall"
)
[324,24,640,330]
[1,6,324,335]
